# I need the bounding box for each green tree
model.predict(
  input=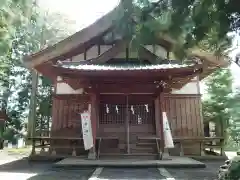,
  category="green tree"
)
[0,0,35,142]
[203,68,233,142]
[0,0,32,55]
[118,0,235,62]
[228,88,240,148]
[0,0,75,142]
